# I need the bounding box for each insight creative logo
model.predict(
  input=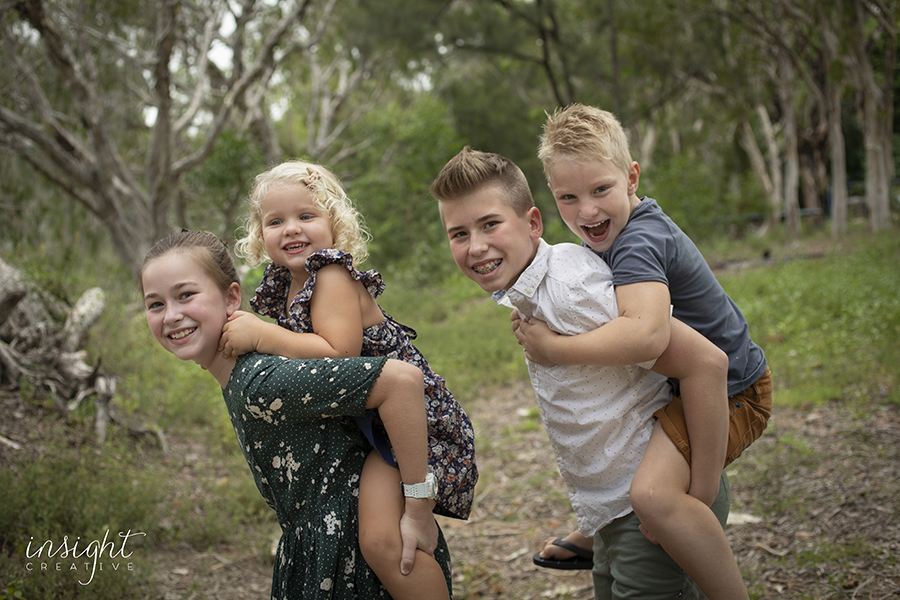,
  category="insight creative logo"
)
[24,529,146,585]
